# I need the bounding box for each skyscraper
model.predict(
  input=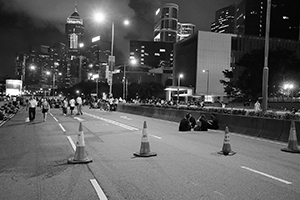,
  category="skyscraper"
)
[154,3,179,43]
[211,4,236,34]
[212,0,300,40]
[65,5,84,55]
[177,23,196,41]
